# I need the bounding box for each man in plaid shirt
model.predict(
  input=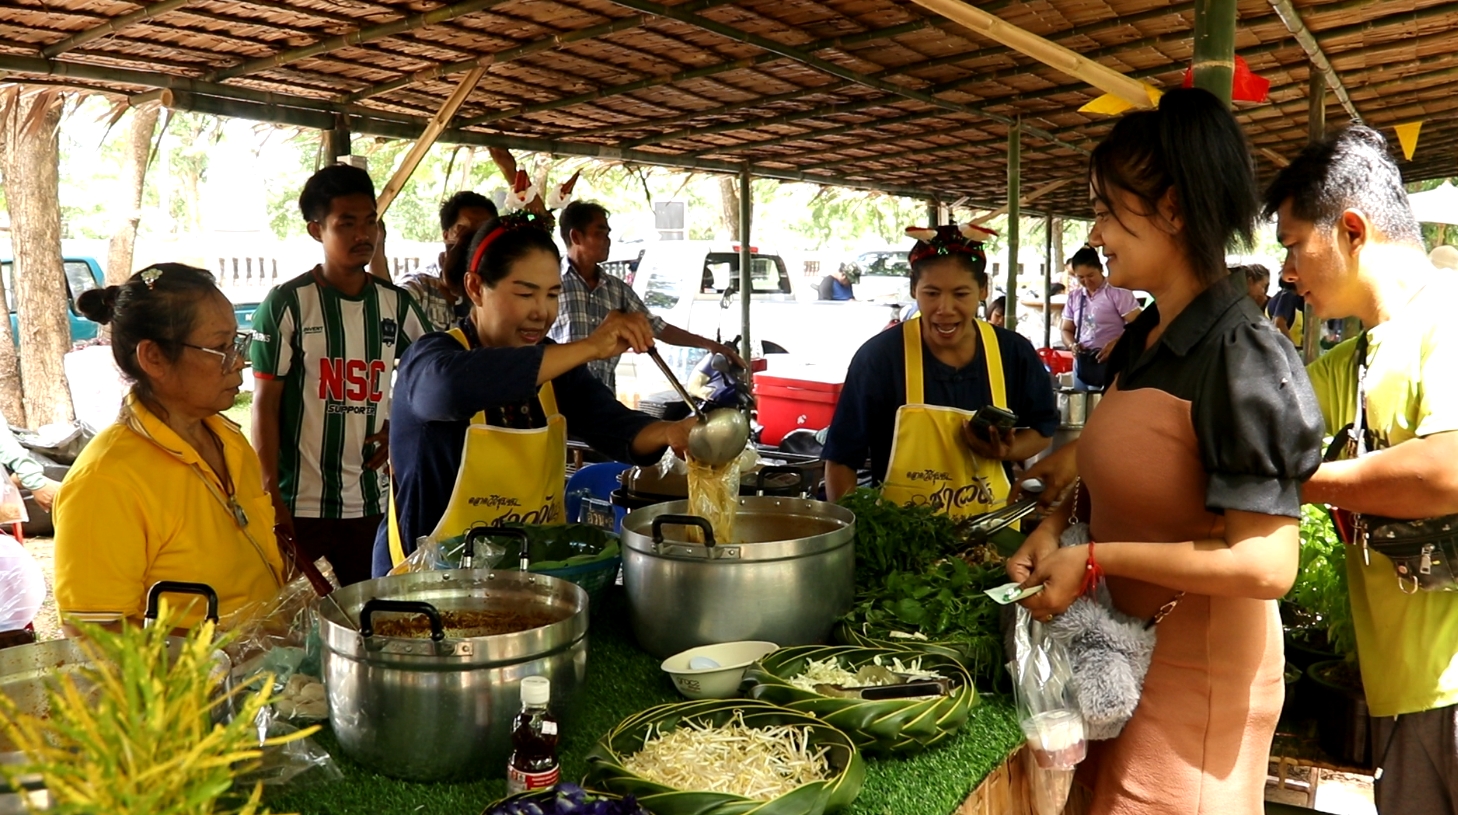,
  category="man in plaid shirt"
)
[549,201,743,394]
